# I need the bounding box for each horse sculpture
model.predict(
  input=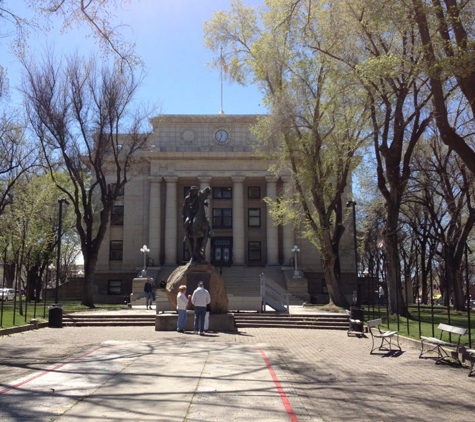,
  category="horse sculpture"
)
[183,186,212,264]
